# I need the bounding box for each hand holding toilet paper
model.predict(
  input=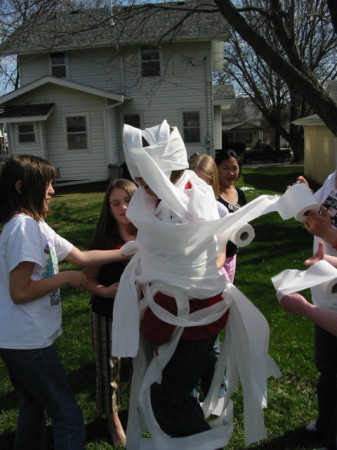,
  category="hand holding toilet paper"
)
[272,260,337,300]
[275,182,320,222]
